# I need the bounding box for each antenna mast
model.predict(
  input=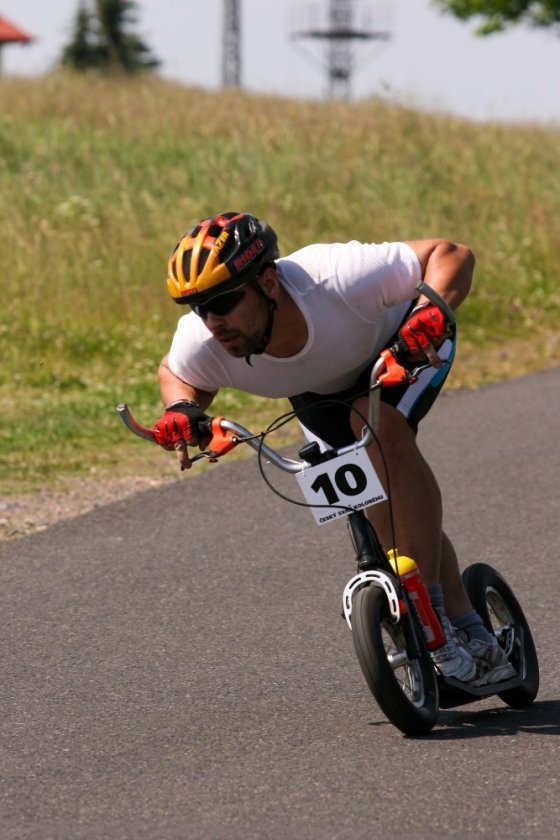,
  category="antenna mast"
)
[222,0,242,87]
